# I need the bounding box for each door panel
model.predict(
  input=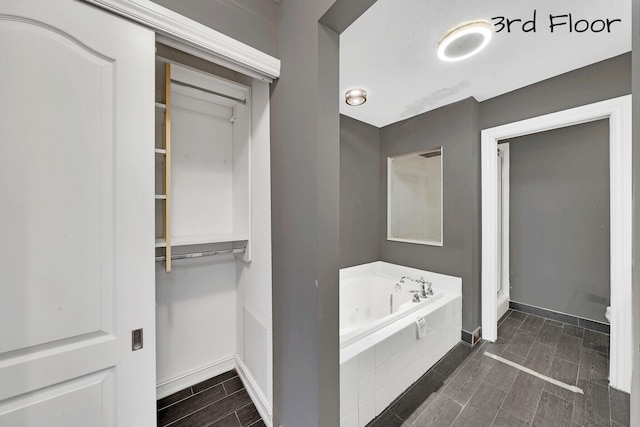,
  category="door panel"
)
[0,17,114,354]
[0,1,155,425]
[0,370,114,426]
